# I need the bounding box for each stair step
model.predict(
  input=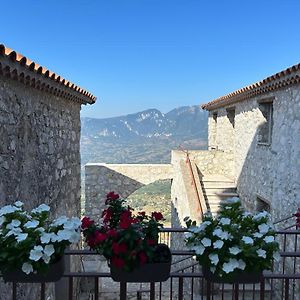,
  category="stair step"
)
[203,182,236,188]
[204,187,237,193]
